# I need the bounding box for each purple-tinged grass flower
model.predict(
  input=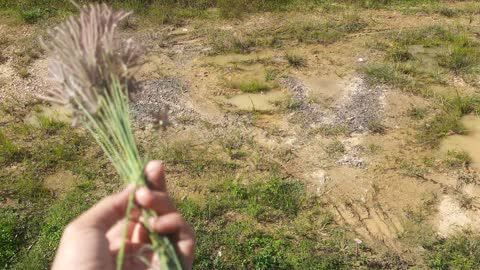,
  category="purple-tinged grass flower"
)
[40,3,141,117]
